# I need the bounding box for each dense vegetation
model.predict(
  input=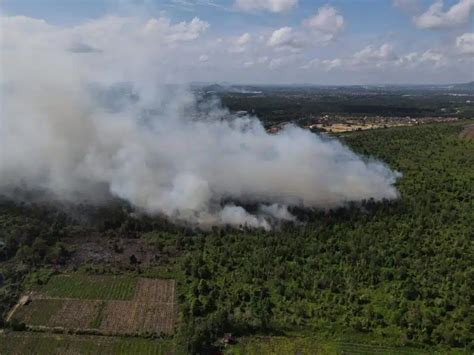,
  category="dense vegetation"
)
[178,123,473,352]
[1,122,473,353]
